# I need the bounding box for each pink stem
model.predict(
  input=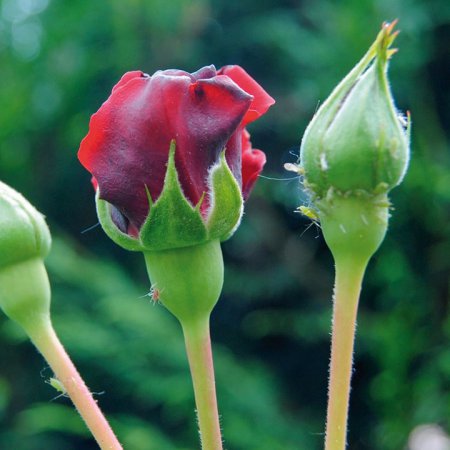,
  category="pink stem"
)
[27,317,122,450]
[325,258,366,450]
